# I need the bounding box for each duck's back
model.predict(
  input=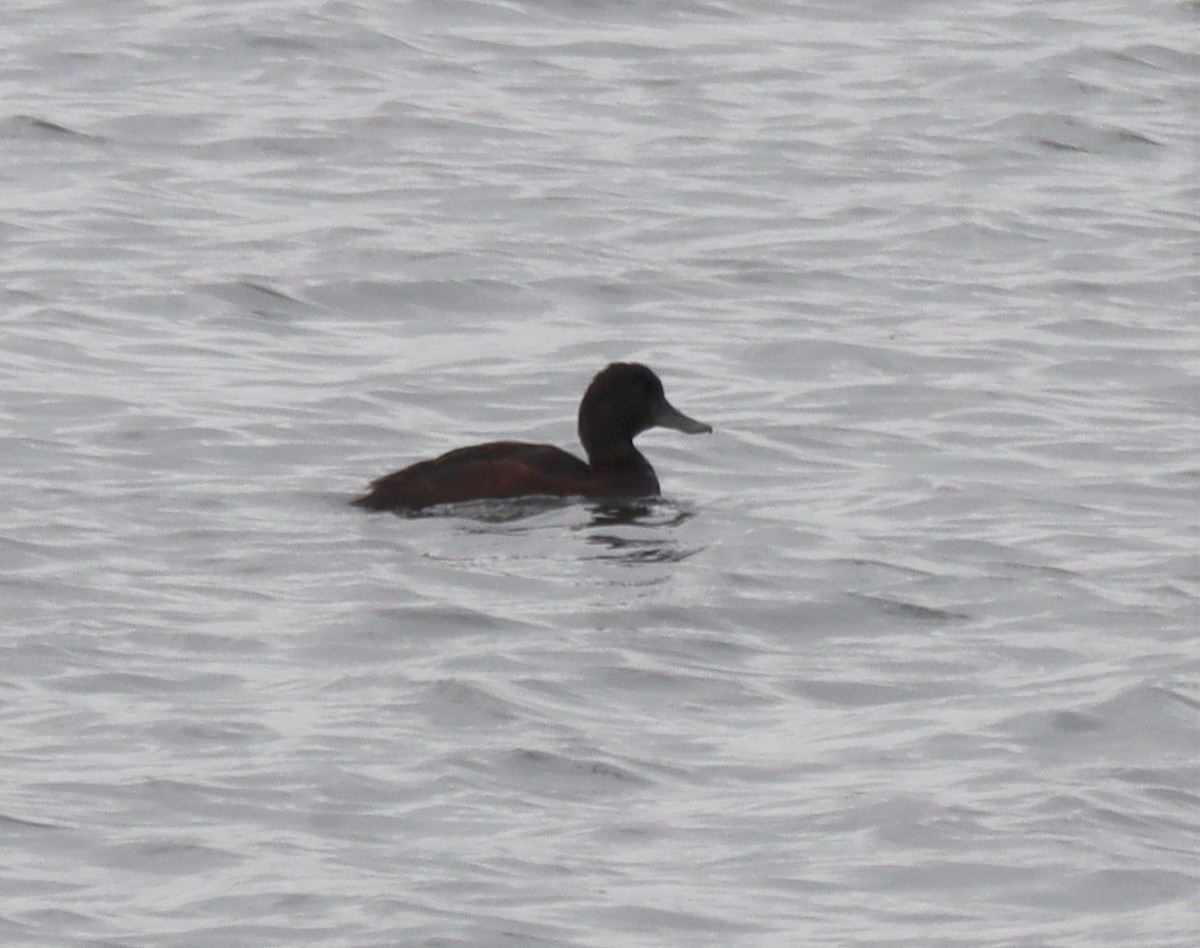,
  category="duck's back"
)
[351,441,592,511]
